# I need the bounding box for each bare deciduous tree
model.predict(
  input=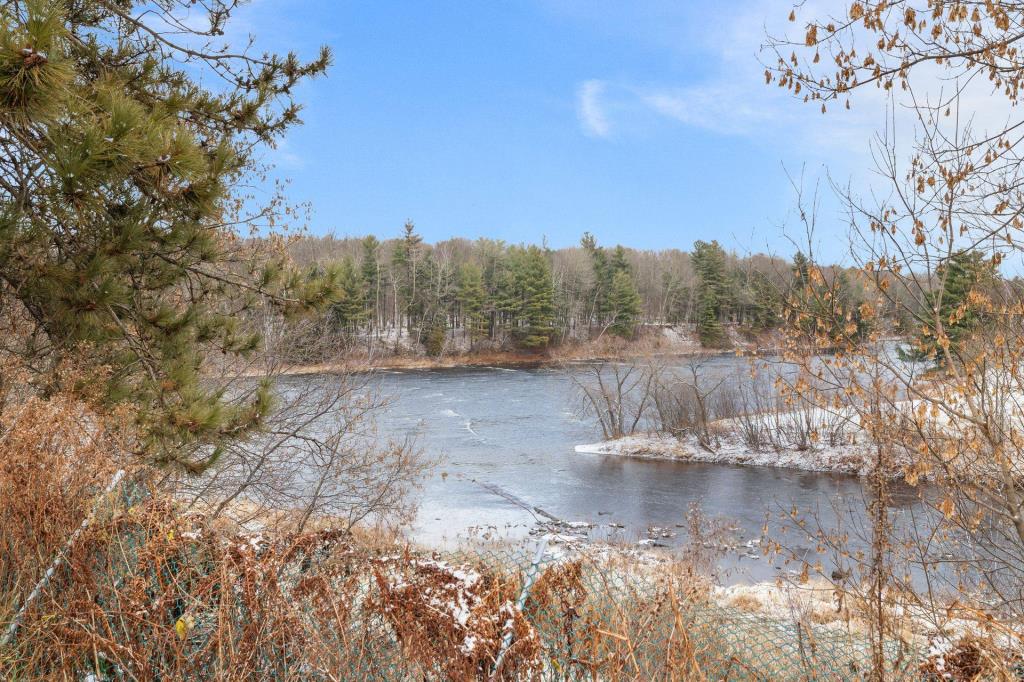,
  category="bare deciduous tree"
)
[652,355,732,451]
[170,311,429,535]
[567,358,661,440]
